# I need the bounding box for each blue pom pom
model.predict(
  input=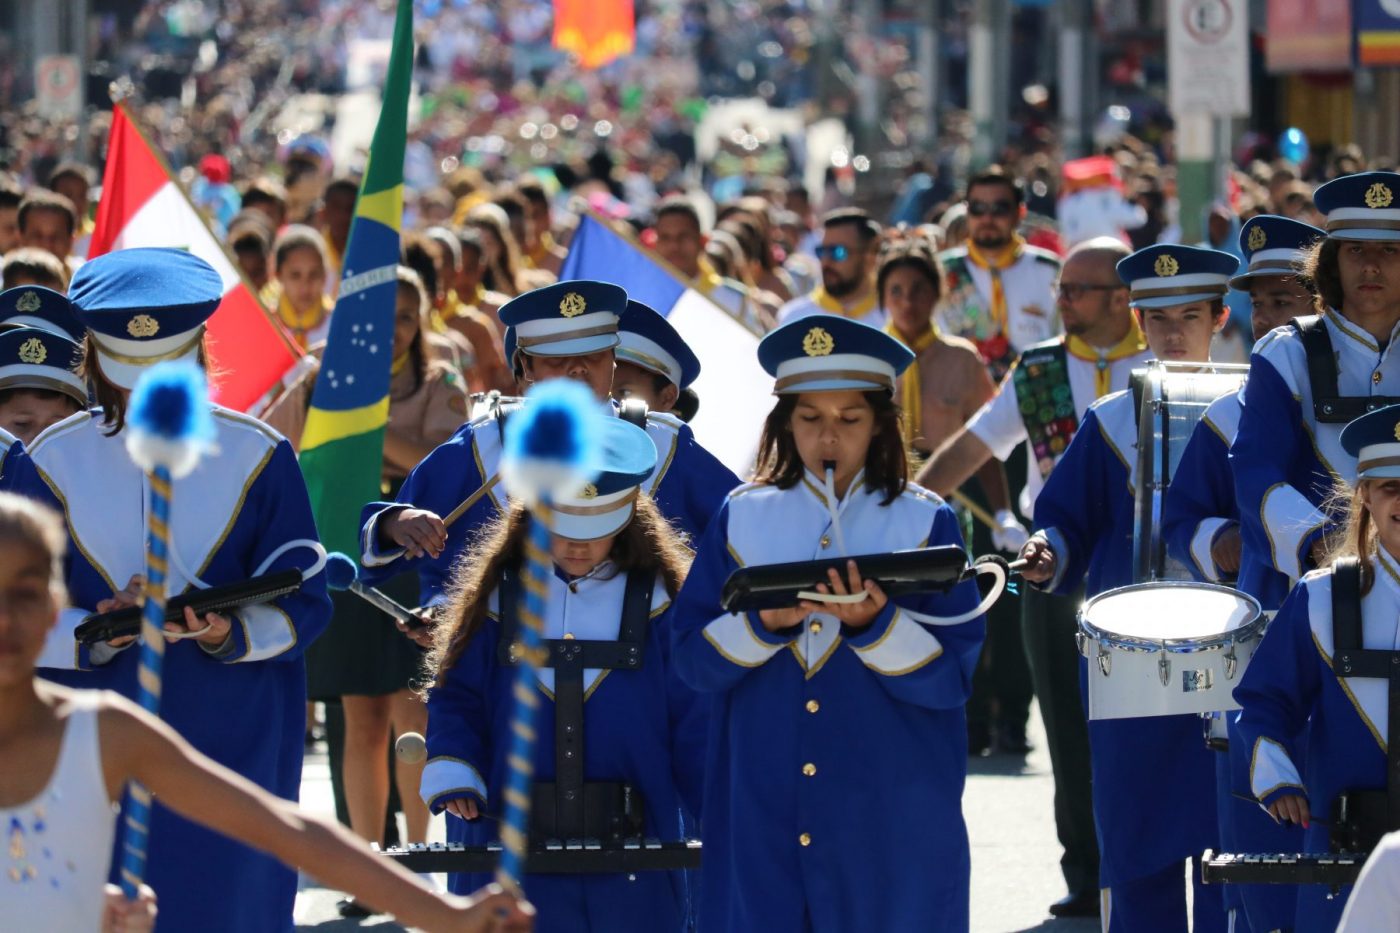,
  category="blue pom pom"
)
[323,552,359,591]
[124,361,214,477]
[501,380,607,502]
